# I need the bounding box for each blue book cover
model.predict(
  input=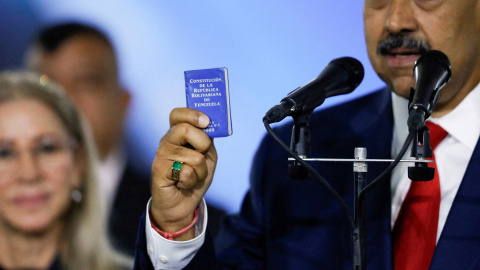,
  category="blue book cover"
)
[184,67,232,137]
